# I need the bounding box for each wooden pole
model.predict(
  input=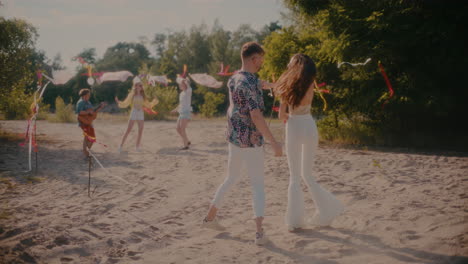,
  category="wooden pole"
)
[88,155,91,197]
[35,151,38,175]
